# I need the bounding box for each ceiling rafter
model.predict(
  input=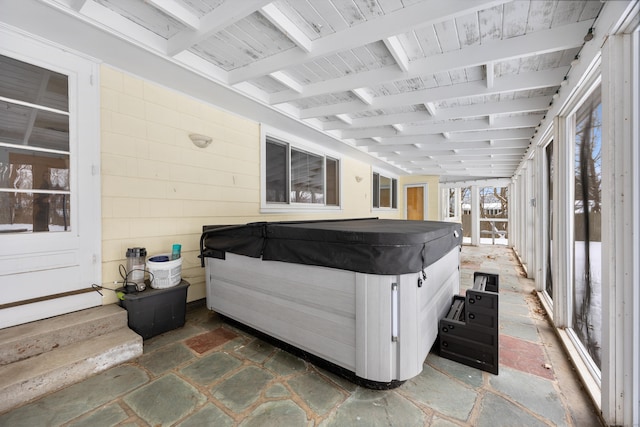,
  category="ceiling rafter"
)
[147,0,199,30]
[339,115,543,139]
[268,20,590,105]
[166,0,272,56]
[323,96,550,131]
[260,3,313,53]
[297,67,566,119]
[228,0,511,84]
